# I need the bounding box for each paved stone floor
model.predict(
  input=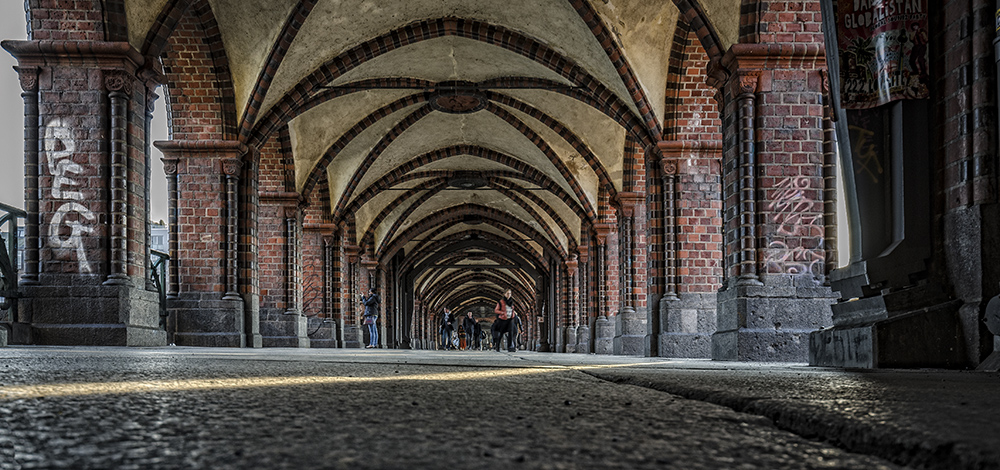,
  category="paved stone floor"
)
[0,347,996,469]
